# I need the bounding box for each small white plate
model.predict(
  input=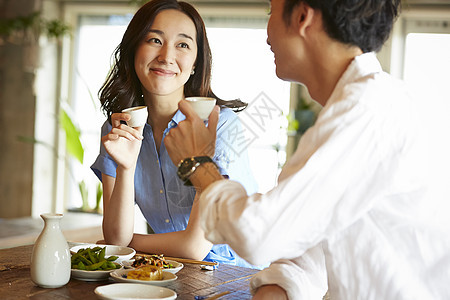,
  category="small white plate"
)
[71,265,121,282]
[94,283,177,300]
[70,244,136,263]
[110,269,177,286]
[122,260,183,274]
